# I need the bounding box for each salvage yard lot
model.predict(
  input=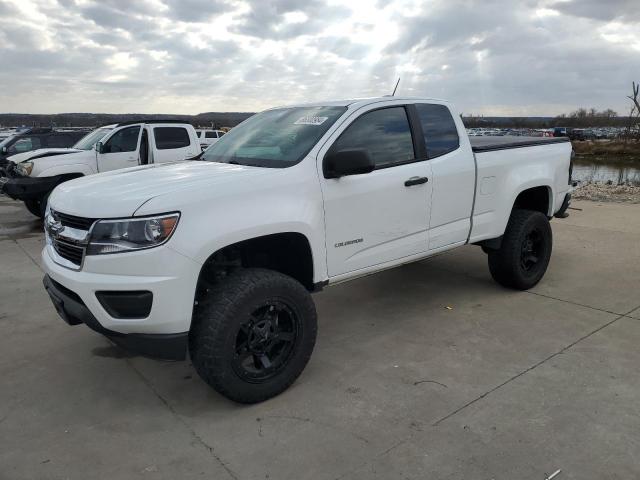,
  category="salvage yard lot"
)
[1,195,639,480]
